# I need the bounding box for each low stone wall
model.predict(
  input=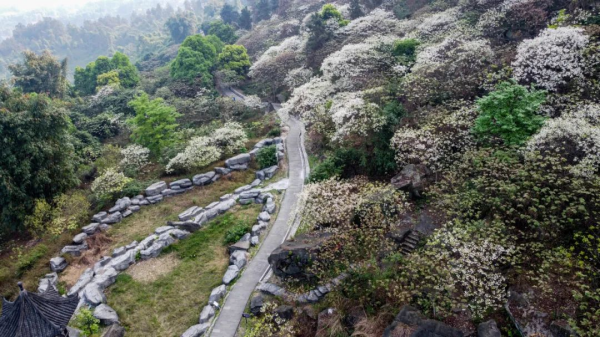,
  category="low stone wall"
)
[41,137,284,329]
